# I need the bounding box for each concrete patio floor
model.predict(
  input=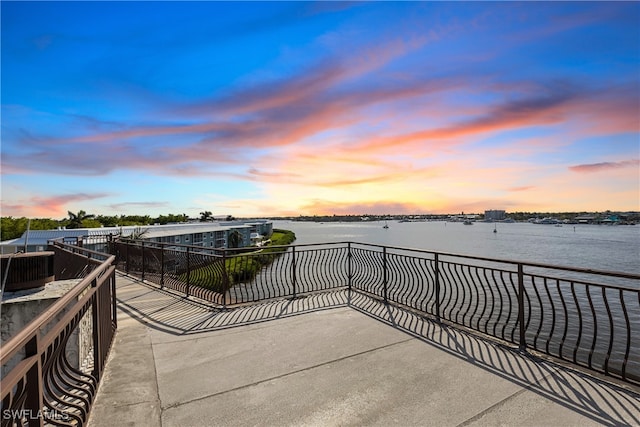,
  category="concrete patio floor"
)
[87,273,640,427]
